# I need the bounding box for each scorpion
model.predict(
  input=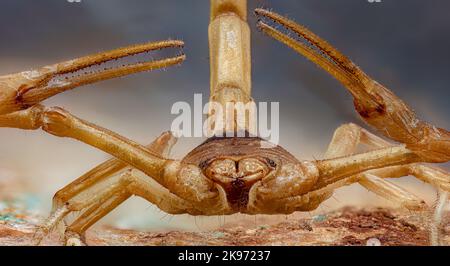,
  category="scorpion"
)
[0,0,448,245]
